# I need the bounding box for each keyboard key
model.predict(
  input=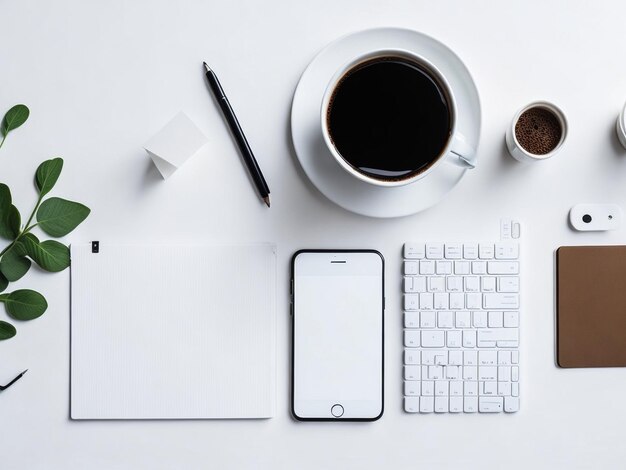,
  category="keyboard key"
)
[472,261,487,274]
[404,243,425,259]
[446,366,460,379]
[504,396,519,412]
[403,276,414,293]
[512,383,519,397]
[450,396,463,412]
[455,311,471,328]
[445,243,462,259]
[464,351,477,366]
[420,311,436,328]
[404,330,420,347]
[414,276,427,292]
[450,293,464,309]
[479,351,497,366]
[495,242,519,260]
[405,381,420,396]
[449,350,463,365]
[434,396,448,413]
[429,366,444,379]
[512,366,519,382]
[428,276,445,292]
[450,380,463,396]
[463,366,477,380]
[435,353,447,365]
[426,243,444,259]
[512,351,519,364]
[433,293,449,309]
[498,351,512,365]
[404,294,419,310]
[488,311,503,328]
[422,331,445,347]
[421,351,436,365]
[436,261,452,274]
[483,293,519,309]
[464,397,478,412]
[404,261,418,275]
[463,243,478,259]
[498,366,511,381]
[404,311,420,328]
[498,382,511,396]
[481,381,497,396]
[478,328,519,347]
[464,381,478,396]
[421,381,434,396]
[479,367,497,381]
[464,276,480,292]
[454,261,470,275]
[473,311,488,328]
[404,349,420,365]
[447,330,462,347]
[466,293,482,309]
[420,396,434,413]
[463,330,476,348]
[420,260,435,275]
[435,380,448,396]
[437,311,454,328]
[479,244,495,259]
[481,276,496,292]
[420,293,434,310]
[498,276,519,292]
[504,311,519,327]
[487,261,519,275]
[405,396,420,412]
[447,276,463,292]
[479,397,503,412]
[404,365,421,380]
